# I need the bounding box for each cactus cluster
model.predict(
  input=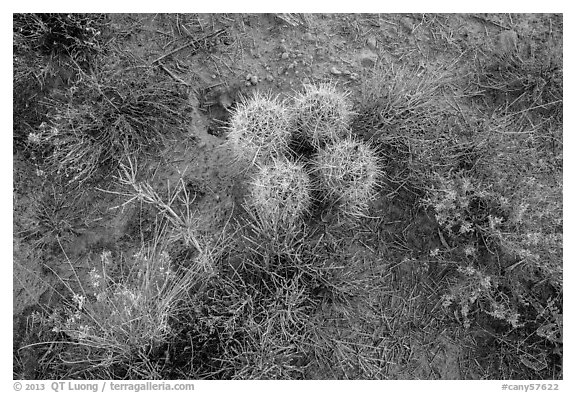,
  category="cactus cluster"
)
[227,83,381,226]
